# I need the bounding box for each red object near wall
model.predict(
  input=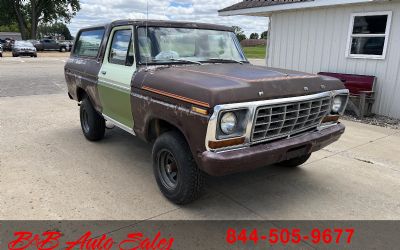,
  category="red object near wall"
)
[318,72,376,96]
